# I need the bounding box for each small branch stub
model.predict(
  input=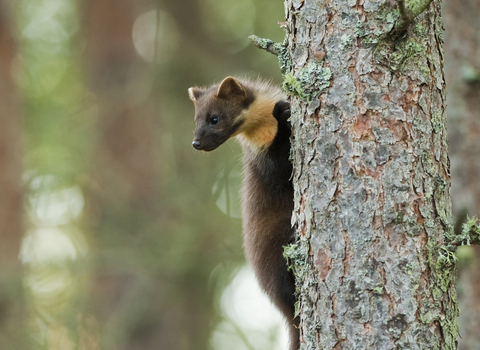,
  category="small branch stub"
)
[449,216,480,247]
[395,0,434,34]
[248,35,282,56]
